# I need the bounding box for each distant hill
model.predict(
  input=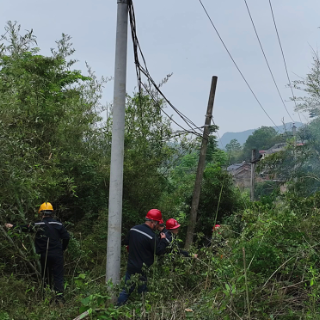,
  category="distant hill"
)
[219,122,304,148]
